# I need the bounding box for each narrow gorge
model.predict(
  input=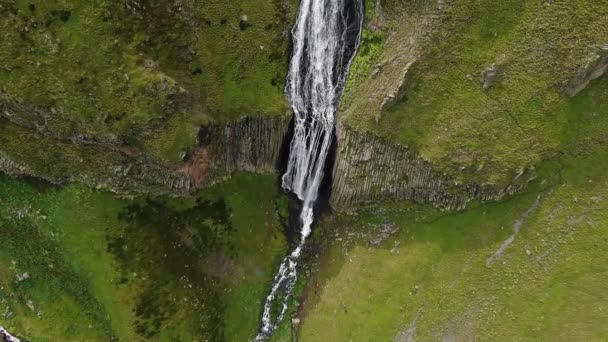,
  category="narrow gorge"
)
[255,0,363,340]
